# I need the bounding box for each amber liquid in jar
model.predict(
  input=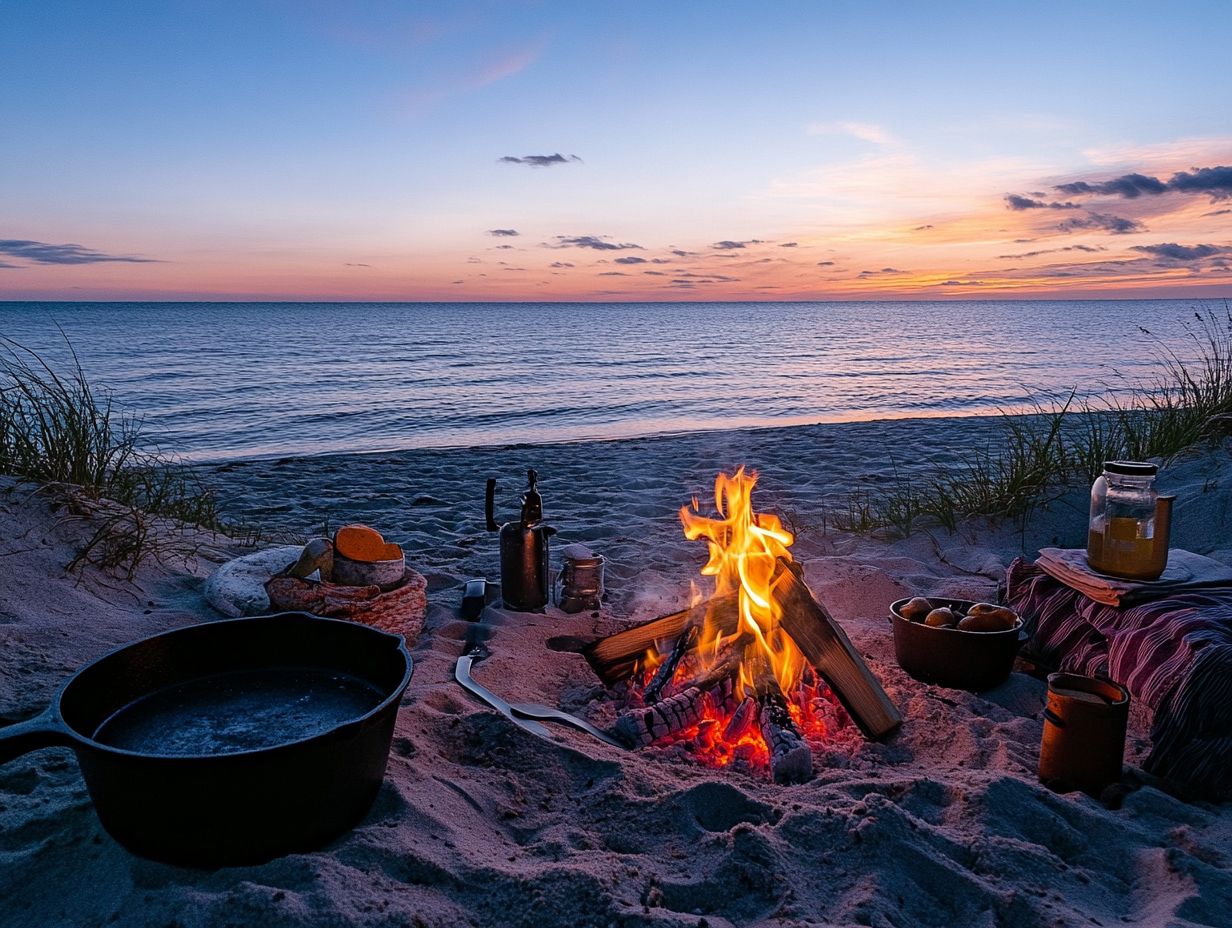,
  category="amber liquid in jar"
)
[1087,517,1158,580]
